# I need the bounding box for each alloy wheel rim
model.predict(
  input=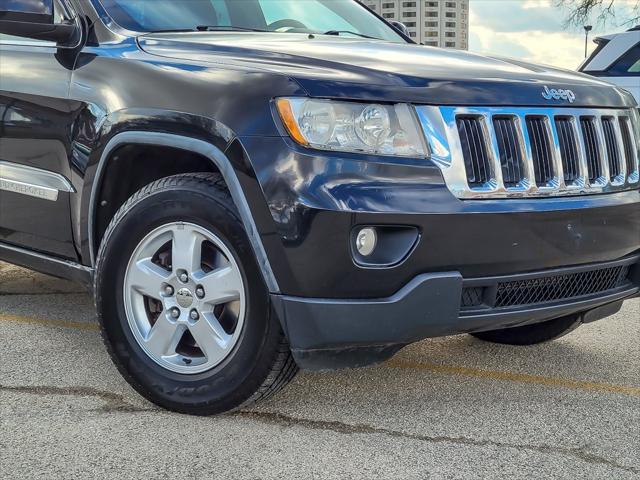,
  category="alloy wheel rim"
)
[123,222,246,374]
